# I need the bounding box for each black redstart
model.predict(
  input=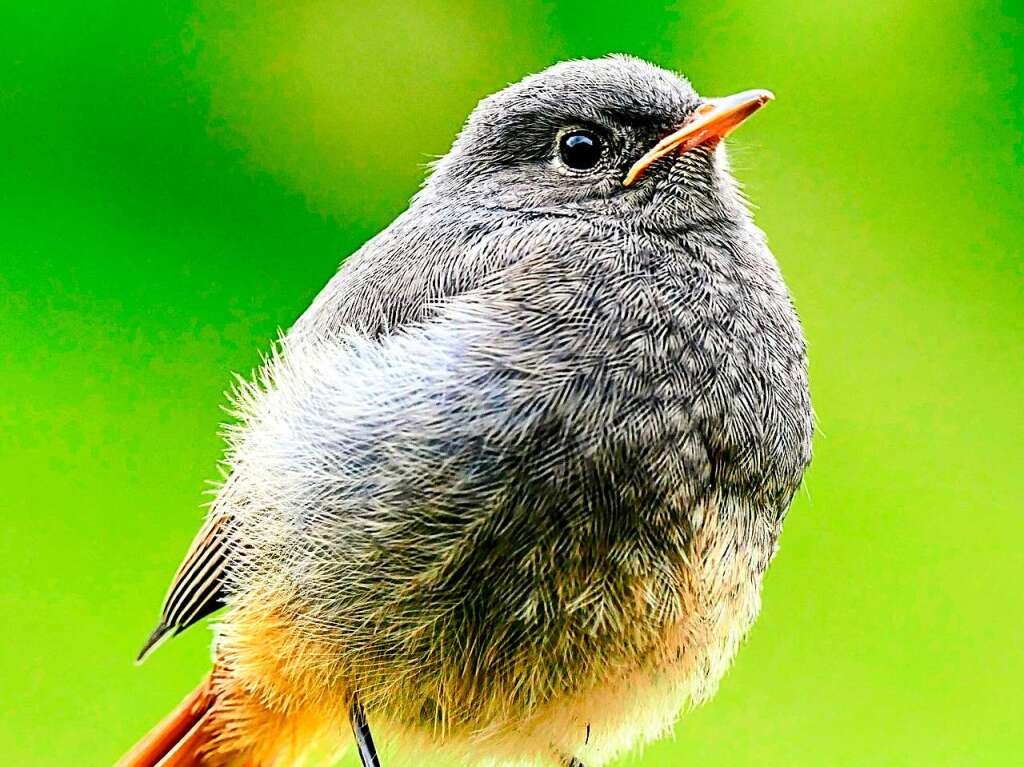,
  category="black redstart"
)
[118,55,813,767]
